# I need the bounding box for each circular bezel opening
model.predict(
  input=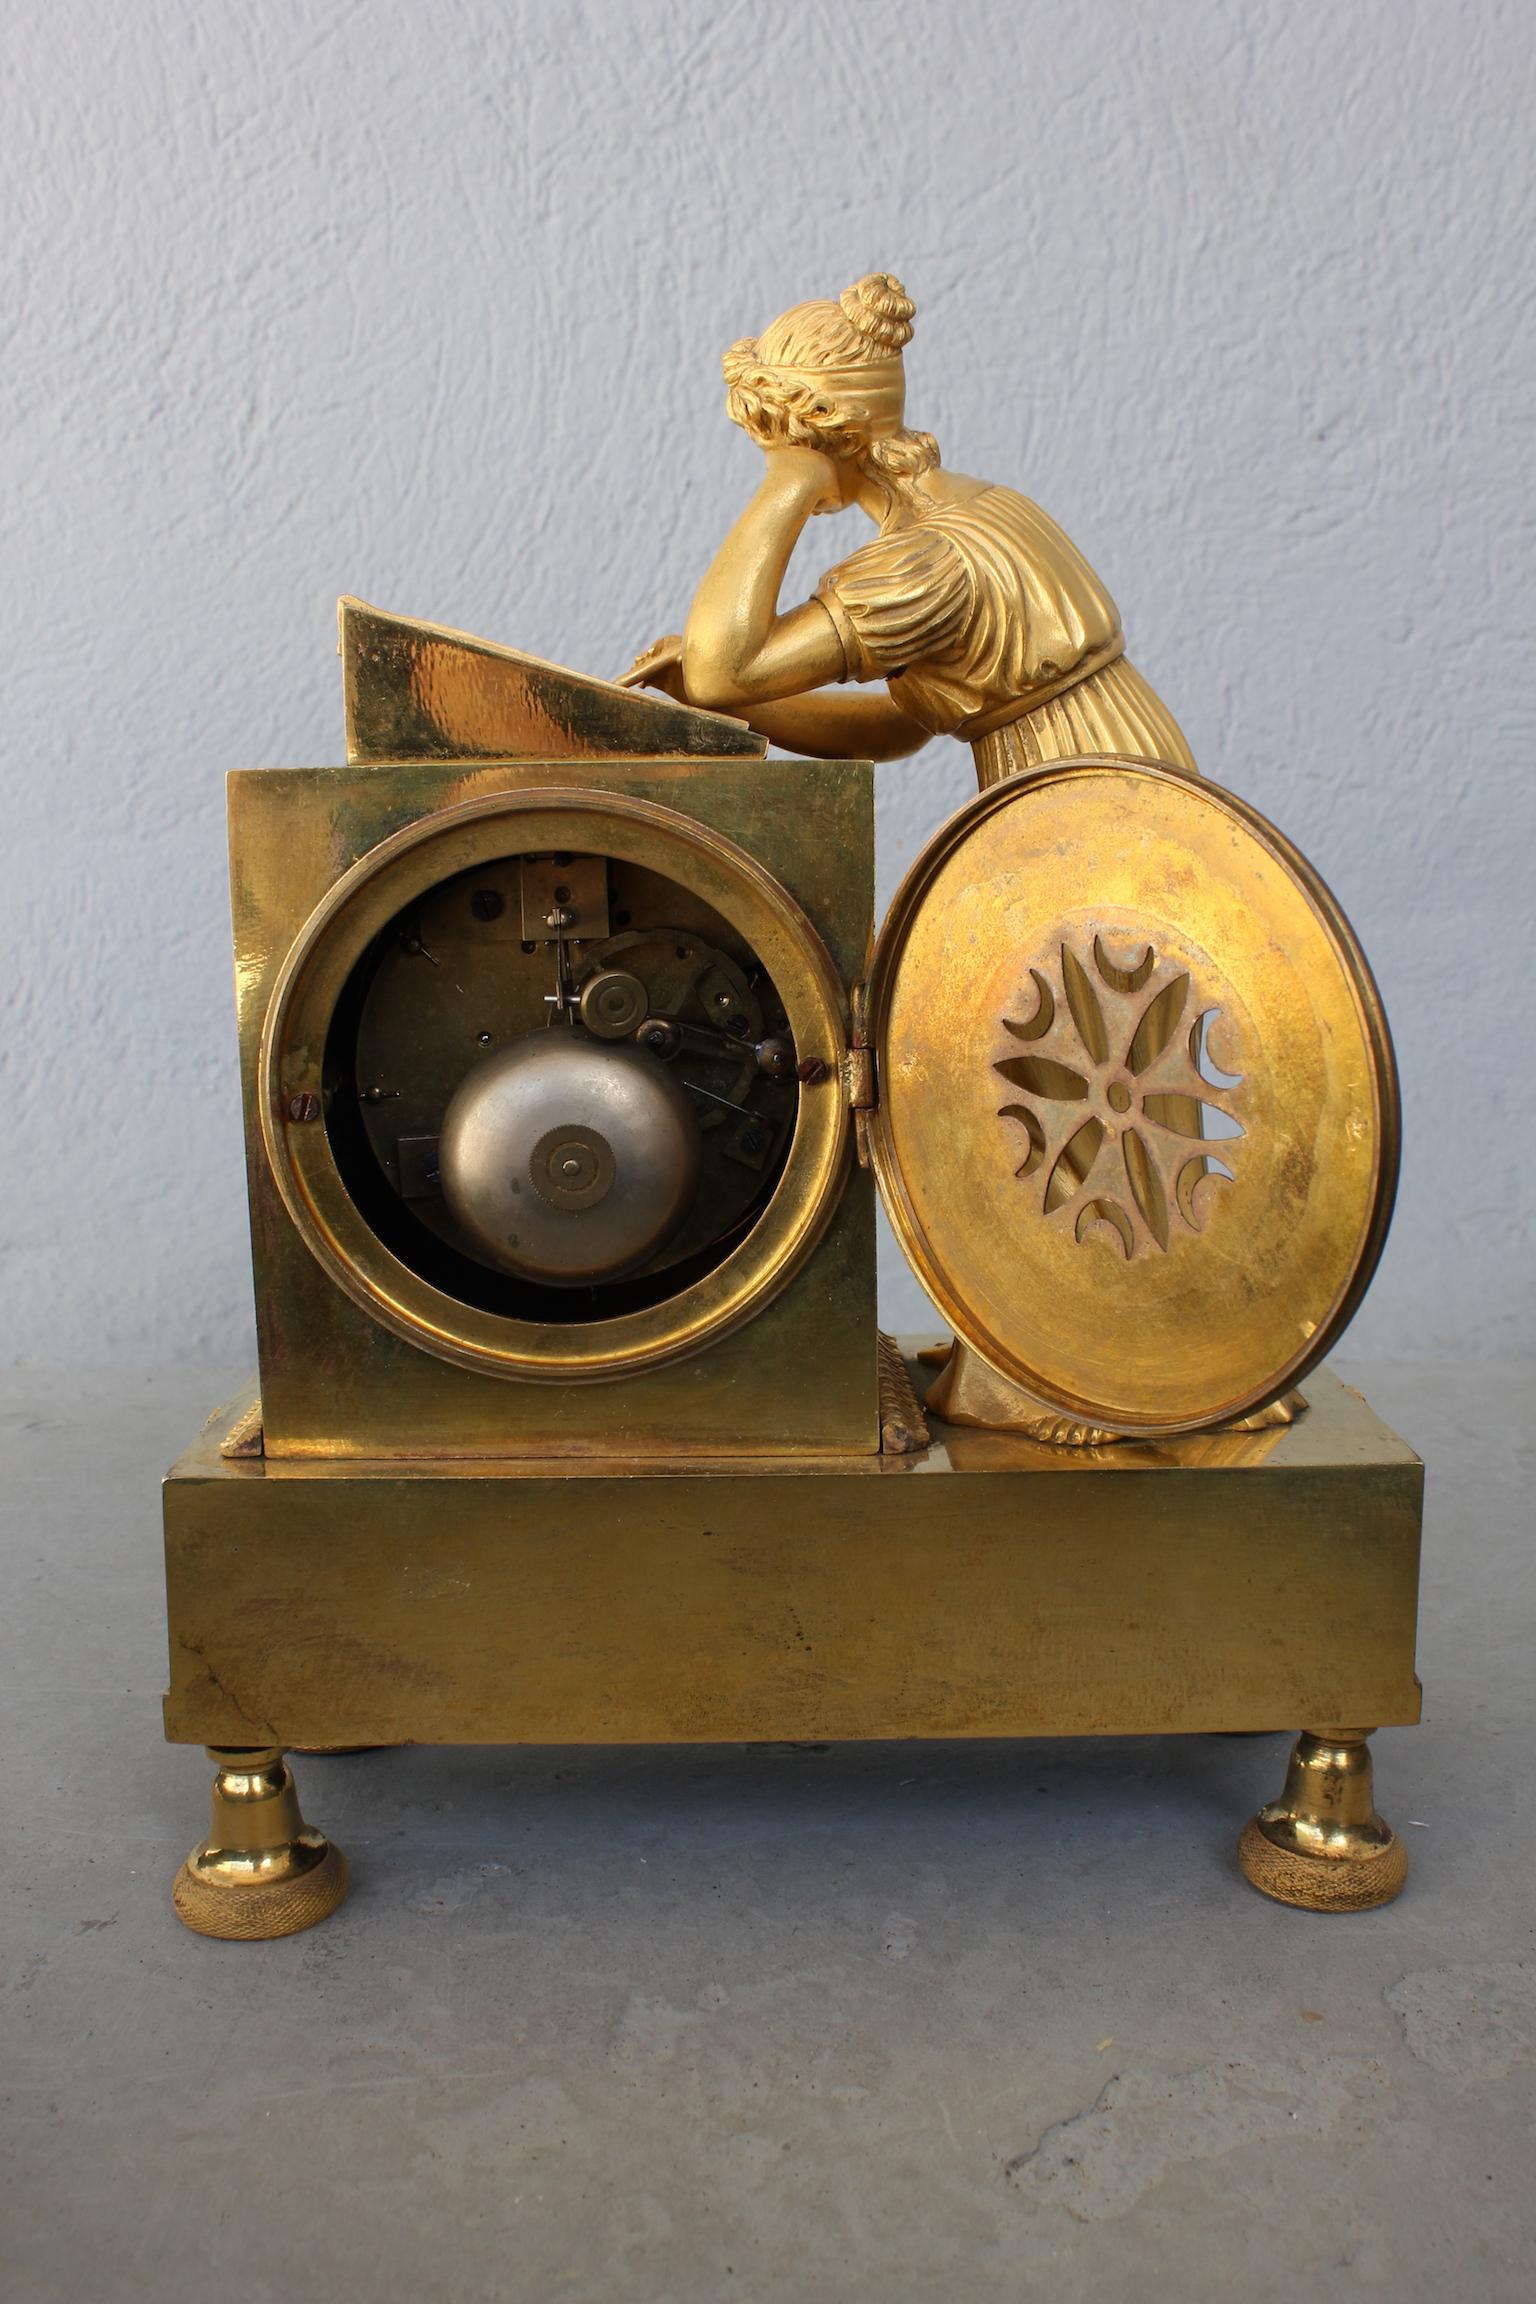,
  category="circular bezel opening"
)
[260,787,851,1383]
